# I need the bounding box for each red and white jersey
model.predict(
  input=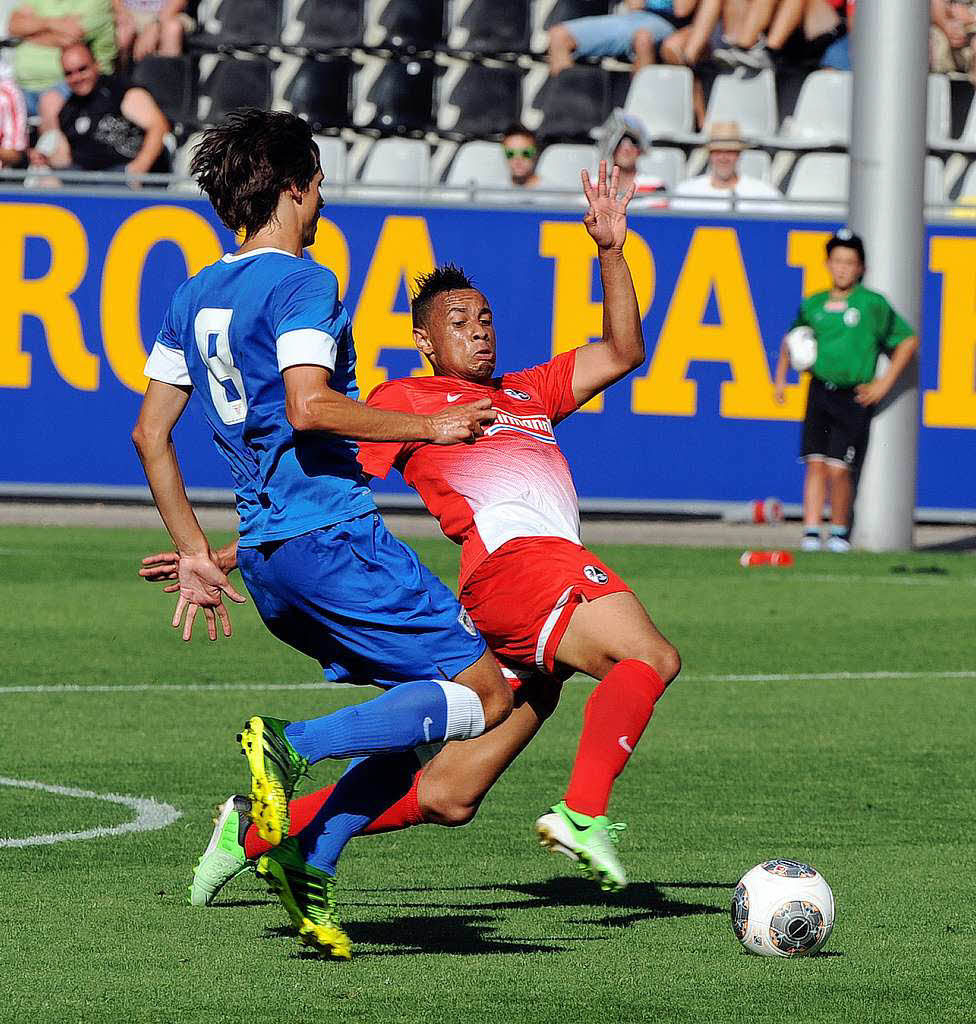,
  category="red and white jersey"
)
[359,350,581,587]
